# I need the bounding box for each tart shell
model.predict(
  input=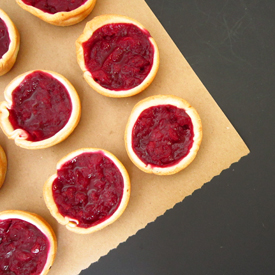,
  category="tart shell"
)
[15,0,97,26]
[0,9,20,76]
[125,95,203,175]
[0,210,57,275]
[0,145,7,188]
[76,14,160,98]
[43,148,131,234]
[0,70,81,149]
